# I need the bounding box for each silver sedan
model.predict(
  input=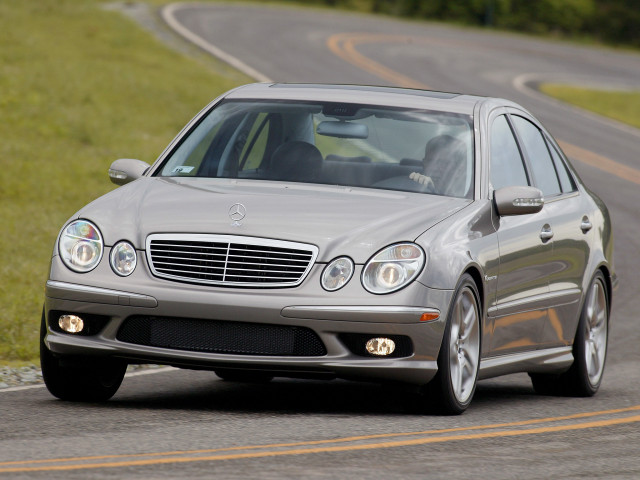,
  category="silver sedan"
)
[41,83,615,414]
